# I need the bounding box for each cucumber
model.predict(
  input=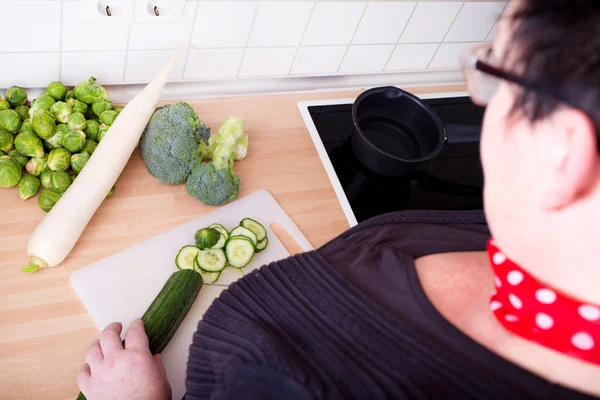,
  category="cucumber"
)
[194,248,227,272]
[218,266,244,285]
[225,236,255,268]
[212,233,227,249]
[208,223,229,240]
[230,226,258,247]
[175,245,200,270]
[256,237,268,253]
[198,269,221,284]
[240,218,267,242]
[75,269,203,400]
